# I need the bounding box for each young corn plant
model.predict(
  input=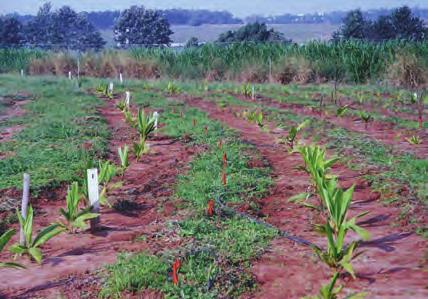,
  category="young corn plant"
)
[406,135,422,145]
[285,120,310,150]
[241,83,252,98]
[123,109,136,127]
[10,206,64,264]
[118,145,130,175]
[99,160,119,207]
[304,272,342,299]
[58,182,99,233]
[358,111,372,129]
[312,178,370,278]
[295,145,338,209]
[95,83,107,95]
[166,82,180,95]
[134,109,156,160]
[336,105,349,117]
[116,99,127,112]
[0,229,25,269]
